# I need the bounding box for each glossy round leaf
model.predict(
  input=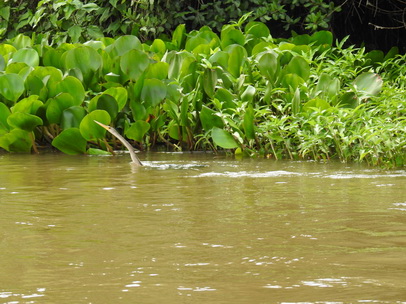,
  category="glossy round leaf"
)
[46,93,76,124]
[11,48,39,67]
[7,112,43,131]
[79,110,111,140]
[52,128,87,155]
[285,56,310,81]
[145,61,169,80]
[120,49,149,81]
[64,46,102,76]
[61,106,86,130]
[245,22,270,39]
[49,76,85,104]
[0,73,25,102]
[11,95,43,115]
[258,51,279,82]
[107,35,142,57]
[221,27,245,48]
[103,87,128,111]
[141,79,167,108]
[0,129,32,152]
[125,120,150,142]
